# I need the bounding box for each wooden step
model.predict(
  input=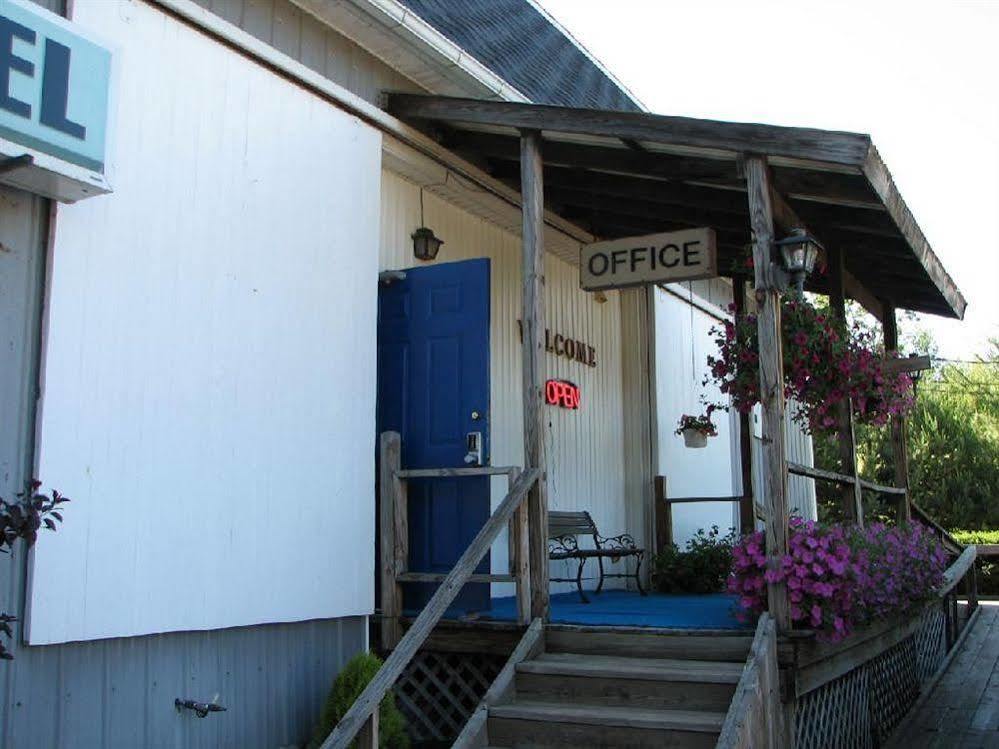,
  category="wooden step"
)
[487,700,724,749]
[546,627,753,662]
[515,653,739,711]
[520,652,744,682]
